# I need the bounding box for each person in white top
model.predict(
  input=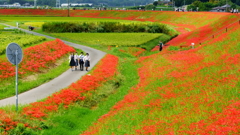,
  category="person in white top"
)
[83,53,90,71]
[69,52,78,71]
[78,52,85,71]
[74,52,79,70]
